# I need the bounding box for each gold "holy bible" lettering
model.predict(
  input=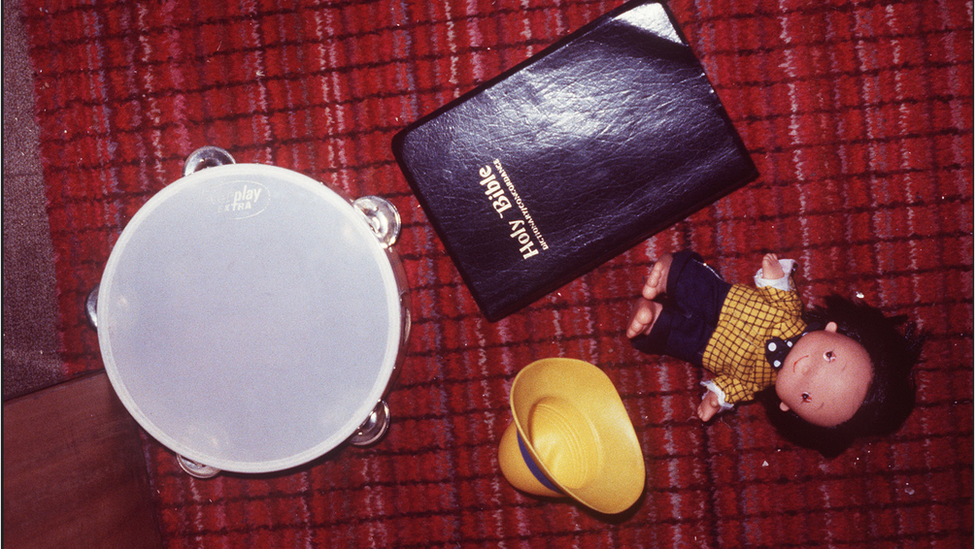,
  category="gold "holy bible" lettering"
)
[479,164,512,218]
